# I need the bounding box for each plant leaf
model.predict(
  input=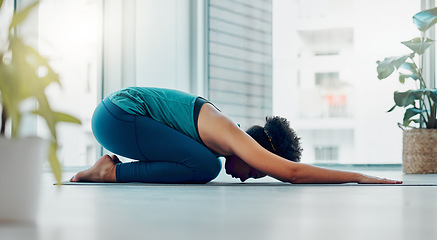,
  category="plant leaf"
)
[403,118,421,128]
[376,54,412,80]
[32,110,82,124]
[19,42,60,87]
[413,7,437,32]
[8,1,39,33]
[429,103,436,129]
[404,107,425,122]
[394,90,424,107]
[54,112,82,124]
[398,62,420,81]
[32,108,82,140]
[387,104,397,112]
[10,37,61,89]
[48,141,62,184]
[9,37,41,100]
[399,74,406,84]
[34,95,57,139]
[426,89,437,103]
[0,64,22,138]
[403,107,427,128]
[401,37,435,55]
